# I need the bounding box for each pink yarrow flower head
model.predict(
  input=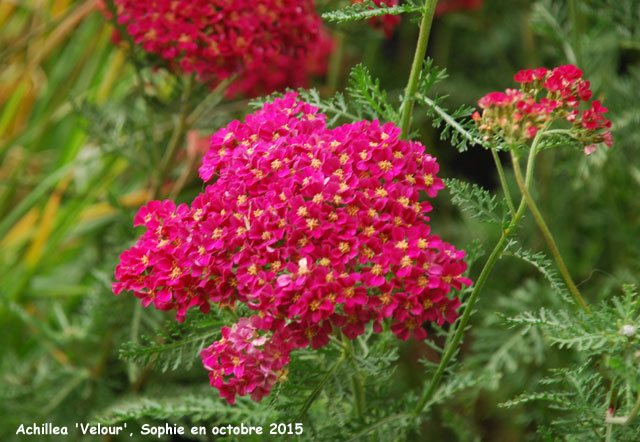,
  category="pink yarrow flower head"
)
[113,92,471,404]
[200,316,292,404]
[473,64,612,154]
[351,0,401,38]
[101,0,333,98]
